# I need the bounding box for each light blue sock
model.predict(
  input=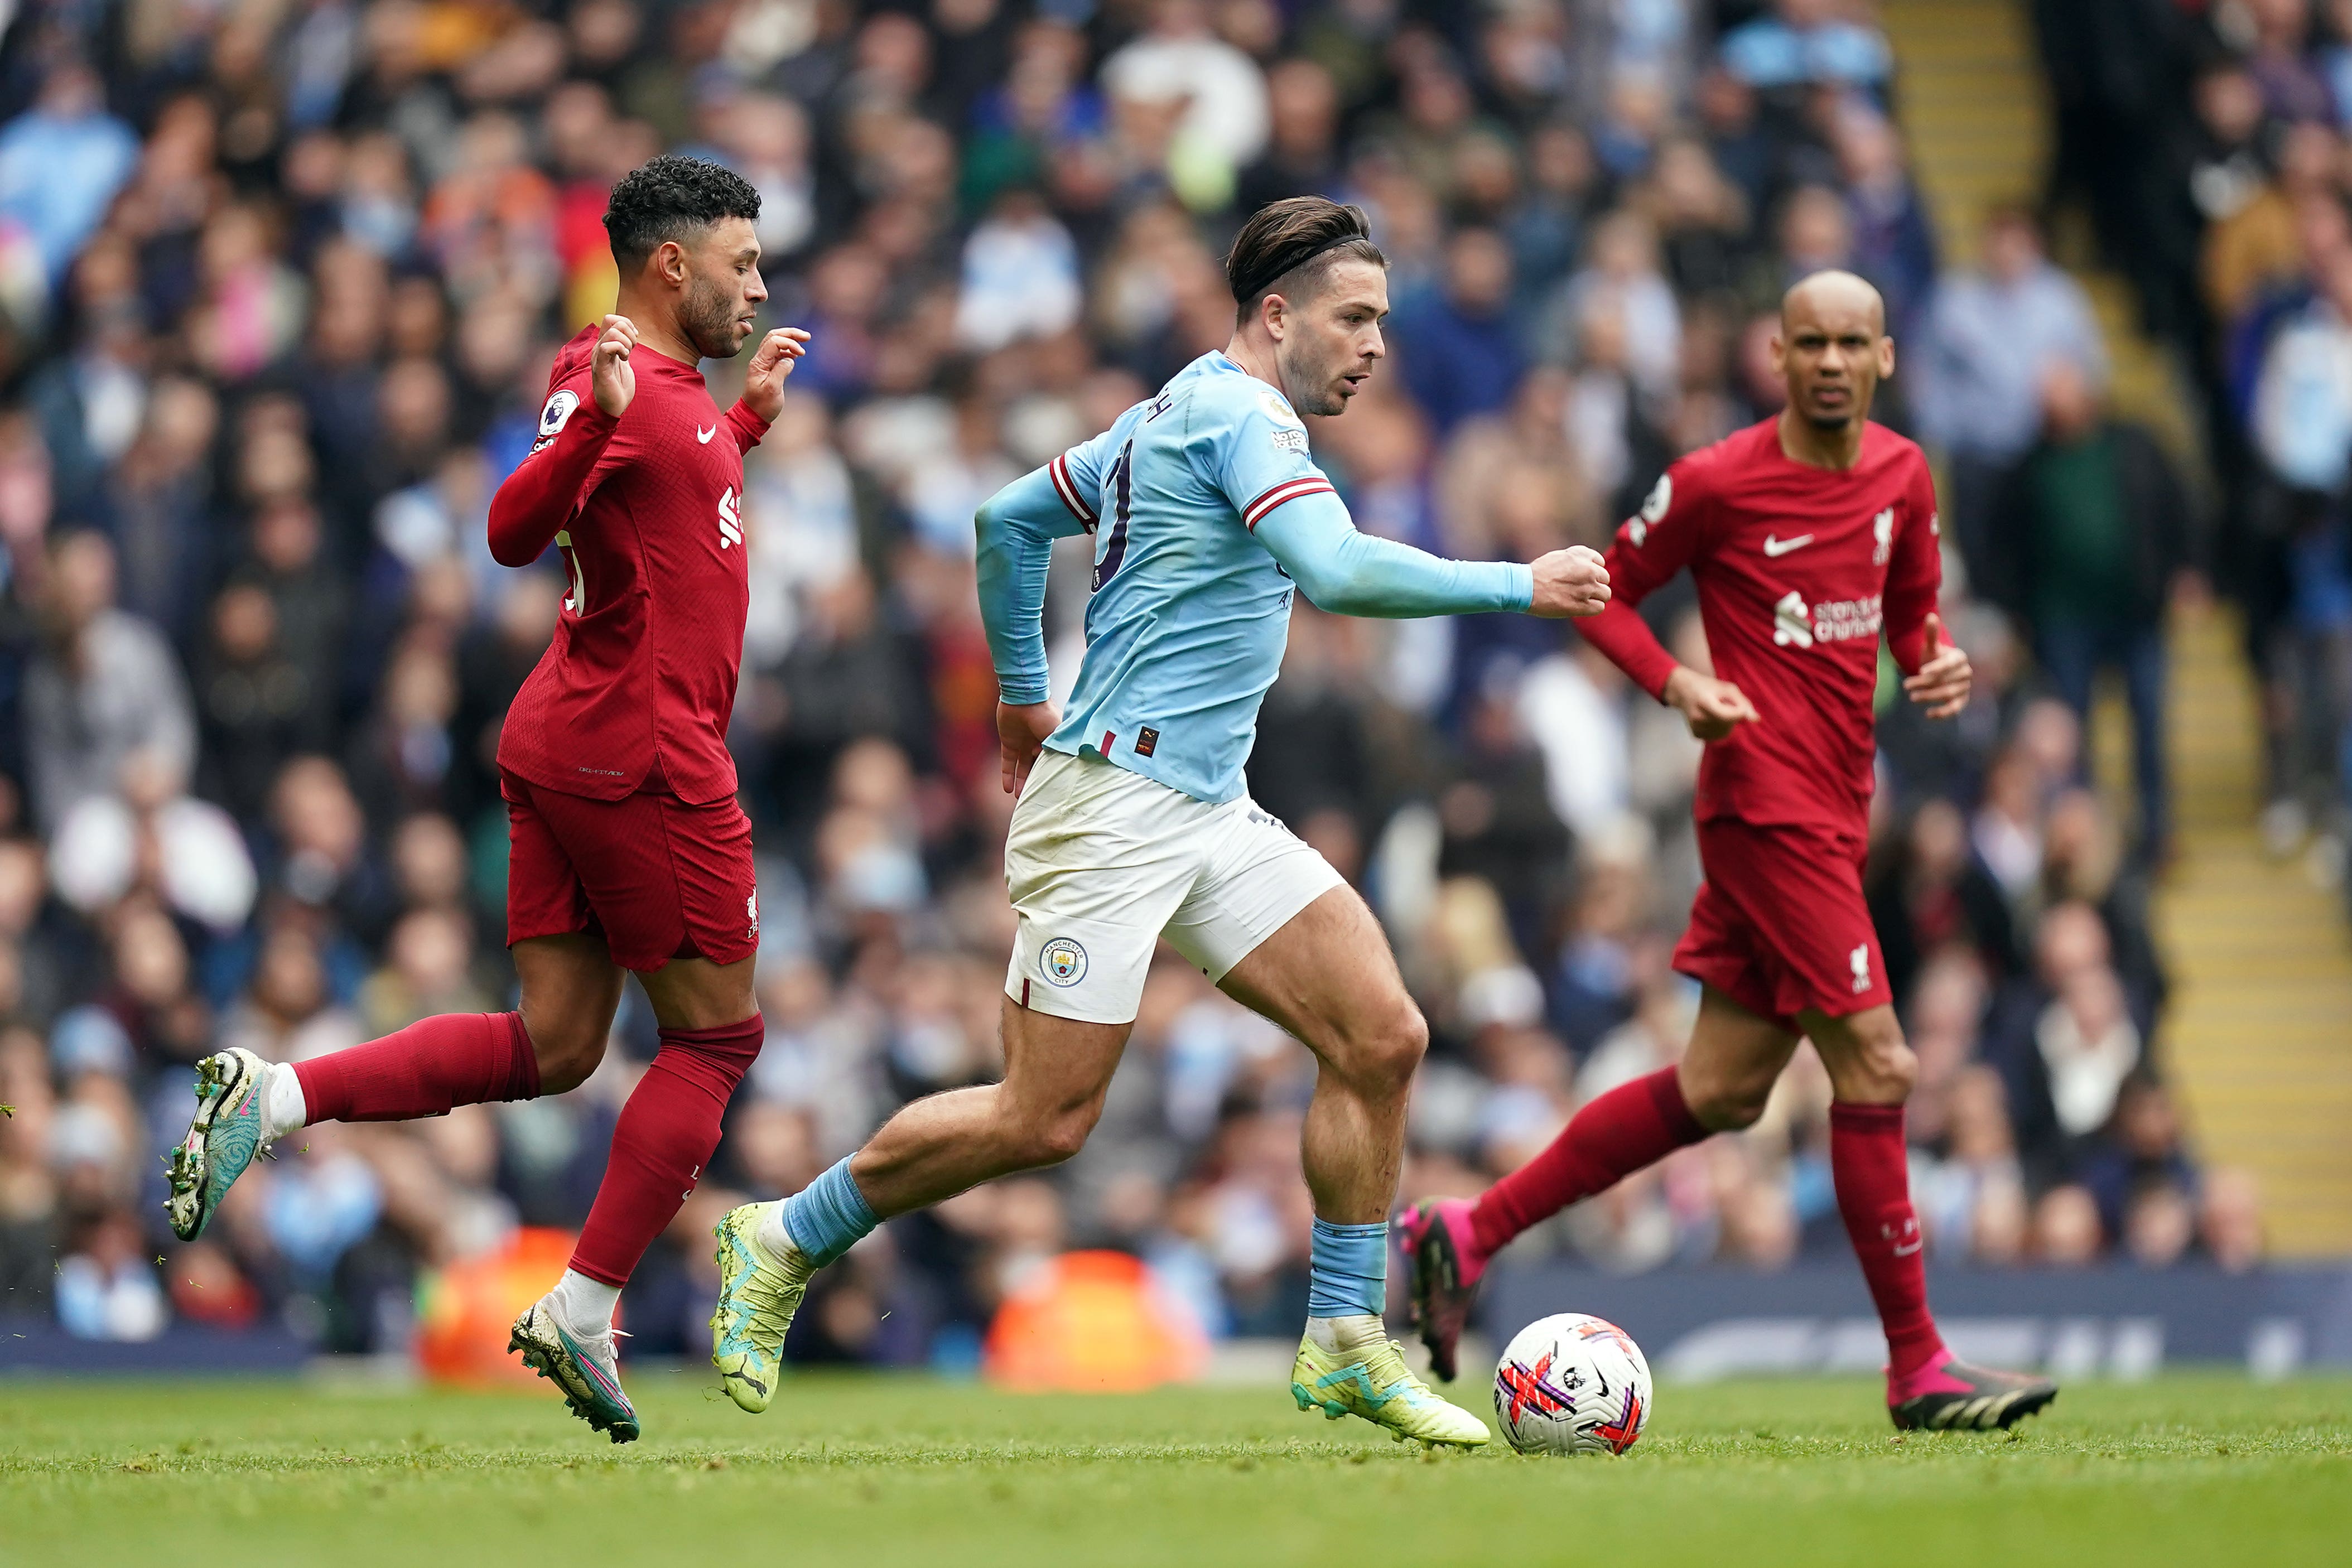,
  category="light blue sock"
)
[1307,1218,1389,1318]
[778,1157,879,1268]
